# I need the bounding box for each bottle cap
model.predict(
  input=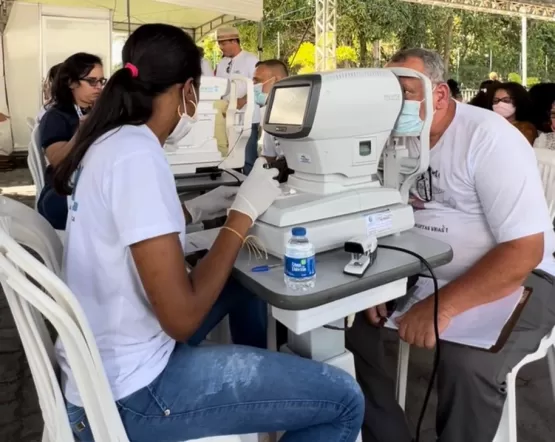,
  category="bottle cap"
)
[292,227,306,236]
